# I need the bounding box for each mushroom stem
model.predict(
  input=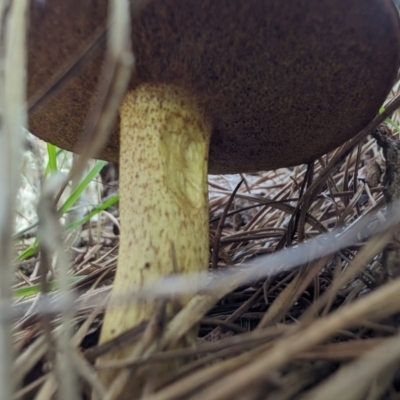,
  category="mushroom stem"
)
[98,83,210,382]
